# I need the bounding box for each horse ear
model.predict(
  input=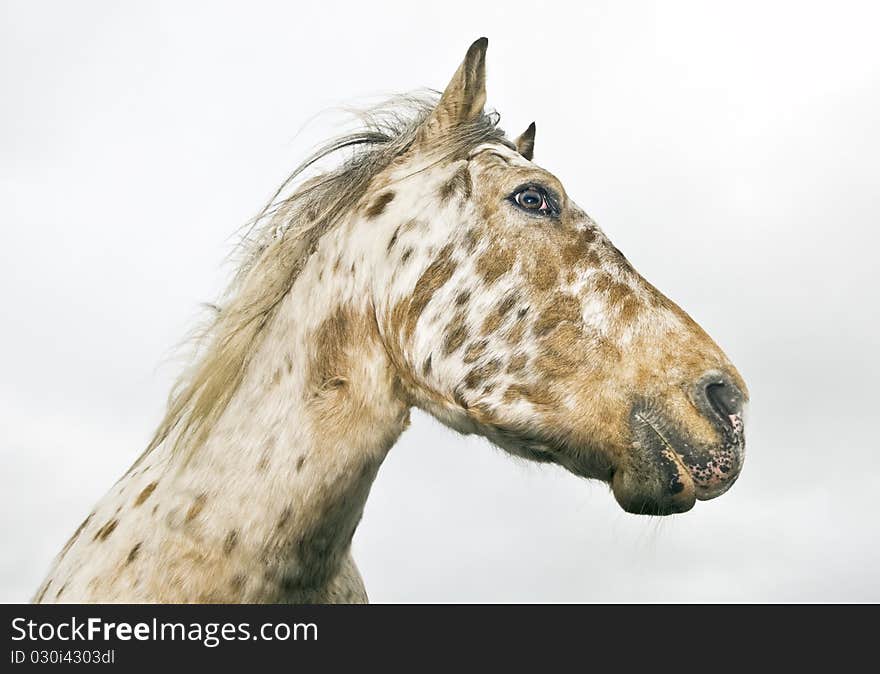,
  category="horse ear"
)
[419,37,488,142]
[515,122,536,160]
